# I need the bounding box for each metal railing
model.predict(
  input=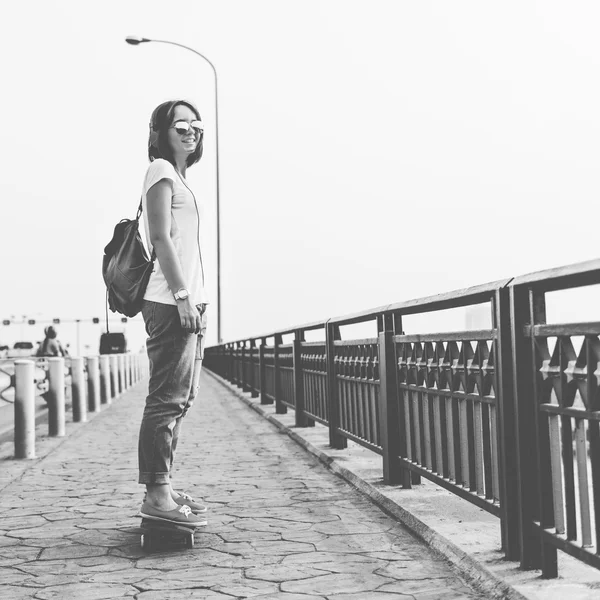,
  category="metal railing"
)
[5,352,148,459]
[203,258,600,578]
